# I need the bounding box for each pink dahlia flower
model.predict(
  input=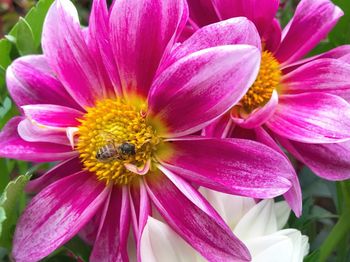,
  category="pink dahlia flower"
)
[0,0,297,261]
[188,1,350,183]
